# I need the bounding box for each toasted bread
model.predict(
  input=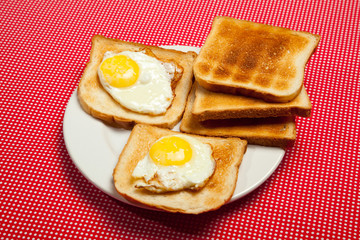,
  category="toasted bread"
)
[193,16,320,102]
[113,124,247,214]
[180,85,296,148]
[192,82,311,121]
[78,35,197,129]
